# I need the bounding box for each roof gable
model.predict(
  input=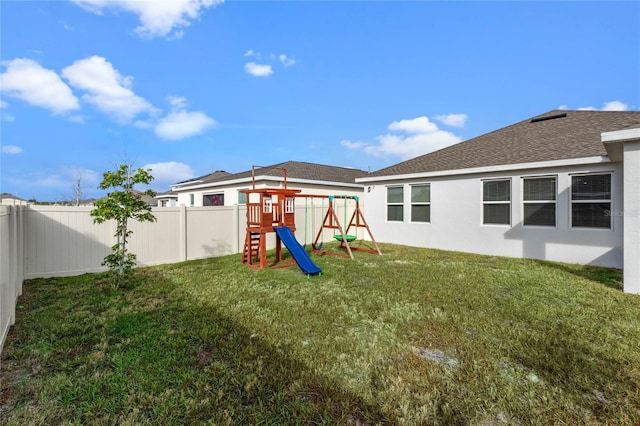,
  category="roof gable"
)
[365,110,640,178]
